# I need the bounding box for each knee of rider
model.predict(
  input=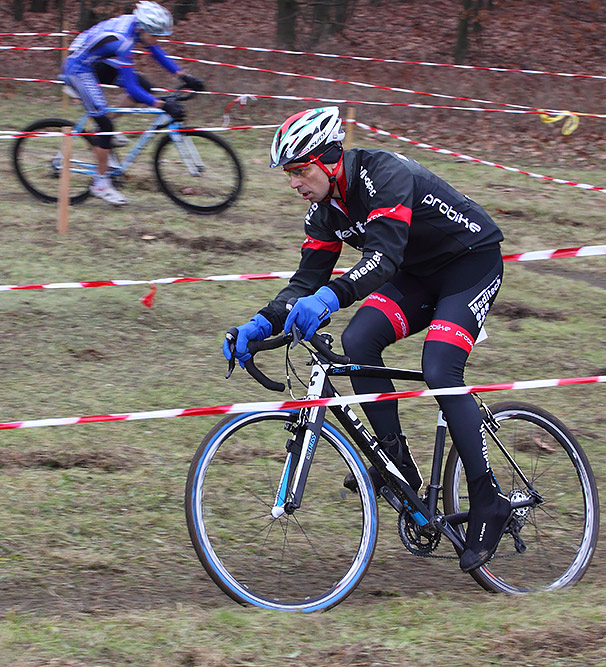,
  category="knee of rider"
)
[422,346,463,389]
[341,324,365,361]
[95,115,114,150]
